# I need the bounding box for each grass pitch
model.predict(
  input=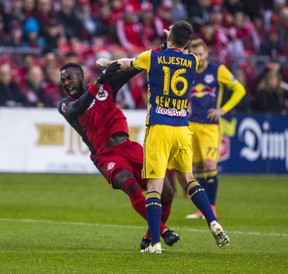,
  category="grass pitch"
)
[0,174,287,273]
